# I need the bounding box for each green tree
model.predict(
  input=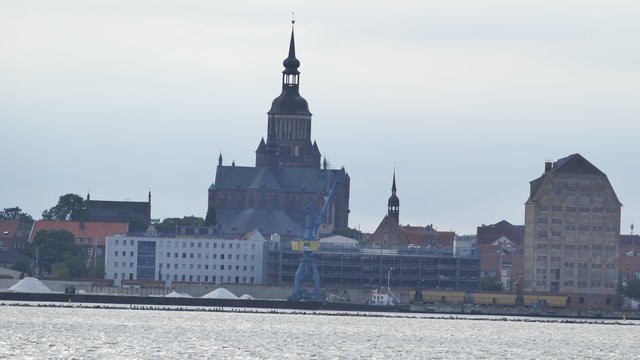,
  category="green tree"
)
[88,257,105,278]
[622,279,640,299]
[30,229,84,274]
[10,259,33,277]
[42,194,85,221]
[155,216,205,233]
[481,276,504,292]
[0,207,34,224]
